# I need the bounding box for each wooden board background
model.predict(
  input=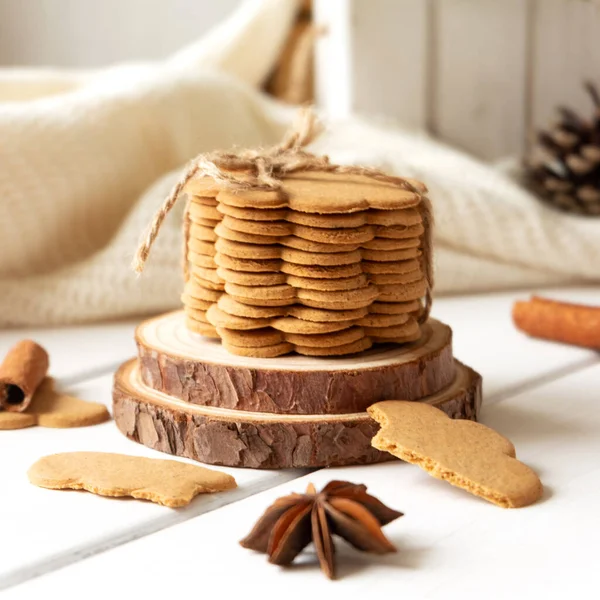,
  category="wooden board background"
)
[314,0,600,161]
